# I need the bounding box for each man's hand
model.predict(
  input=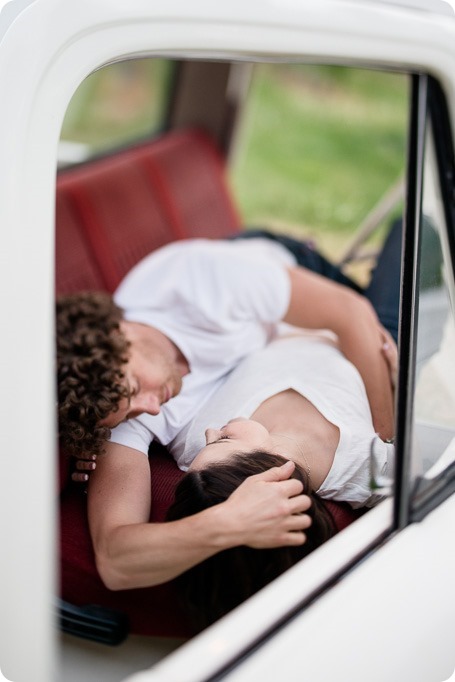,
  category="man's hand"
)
[88,451,310,590]
[71,454,97,483]
[221,460,312,549]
